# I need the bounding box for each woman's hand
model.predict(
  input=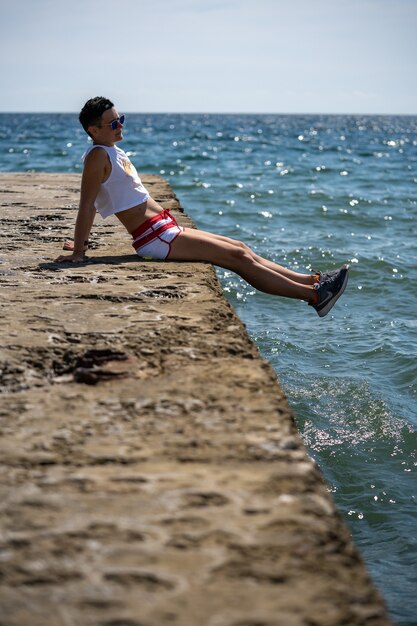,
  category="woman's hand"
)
[62,239,90,251]
[54,252,86,263]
